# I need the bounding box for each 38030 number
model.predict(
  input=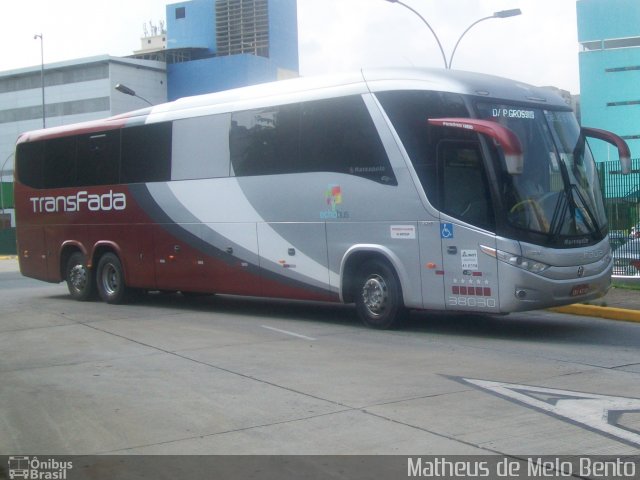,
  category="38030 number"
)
[448,297,497,308]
